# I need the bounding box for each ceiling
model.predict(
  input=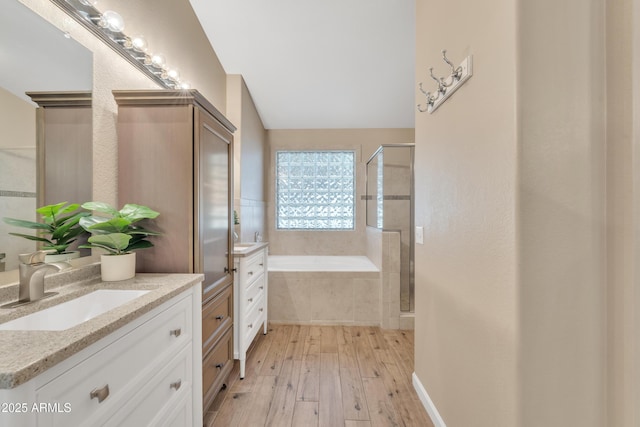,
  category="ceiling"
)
[189,0,415,130]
